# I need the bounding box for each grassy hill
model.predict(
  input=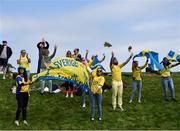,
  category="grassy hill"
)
[0,73,180,130]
